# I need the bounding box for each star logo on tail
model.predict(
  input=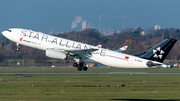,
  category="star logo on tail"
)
[153,47,165,59]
